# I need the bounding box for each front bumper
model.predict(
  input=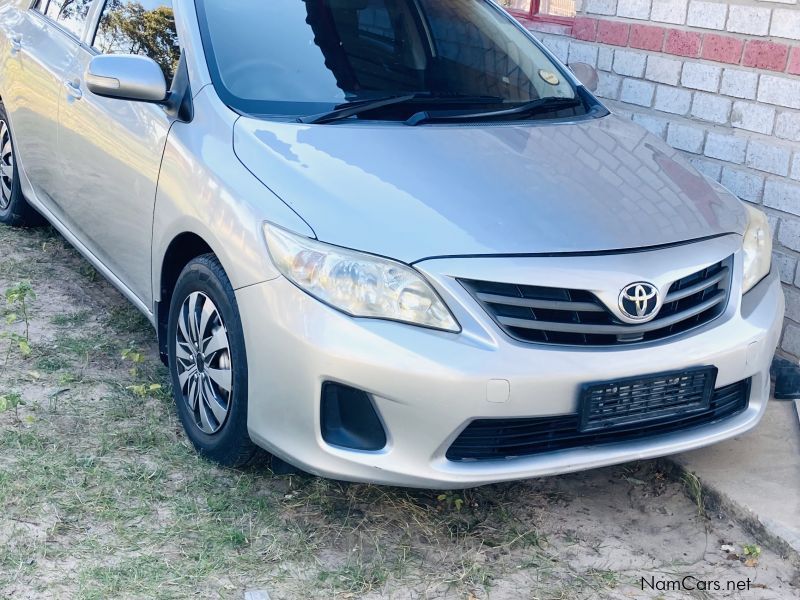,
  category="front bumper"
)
[237,238,783,489]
